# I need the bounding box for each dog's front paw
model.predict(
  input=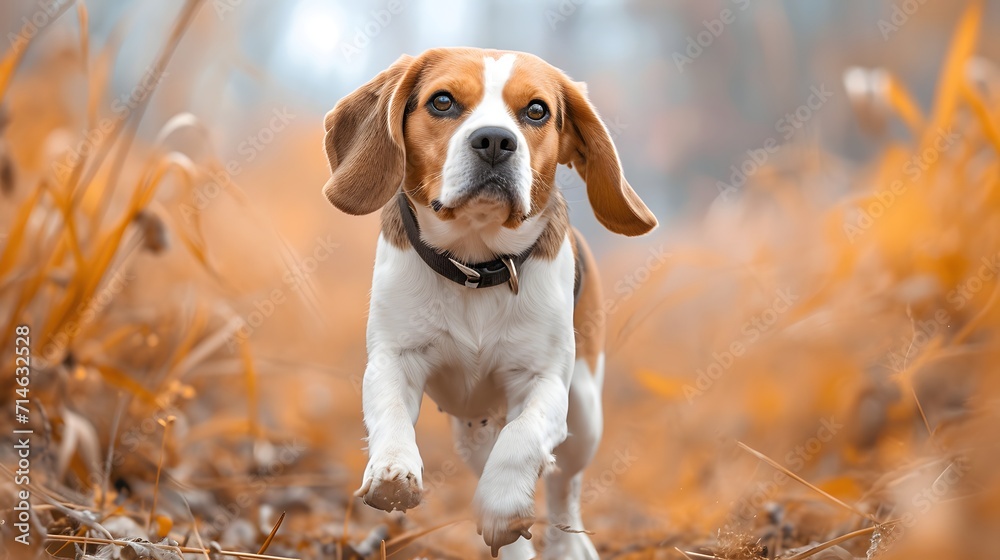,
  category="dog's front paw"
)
[474,484,535,557]
[355,451,423,512]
